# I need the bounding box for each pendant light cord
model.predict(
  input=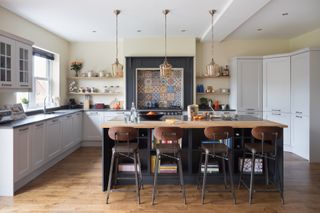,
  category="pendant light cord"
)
[116,12,119,61]
[164,11,167,60]
[211,10,215,62]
